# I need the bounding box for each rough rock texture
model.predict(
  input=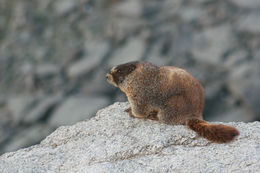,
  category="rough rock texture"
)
[0,102,260,173]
